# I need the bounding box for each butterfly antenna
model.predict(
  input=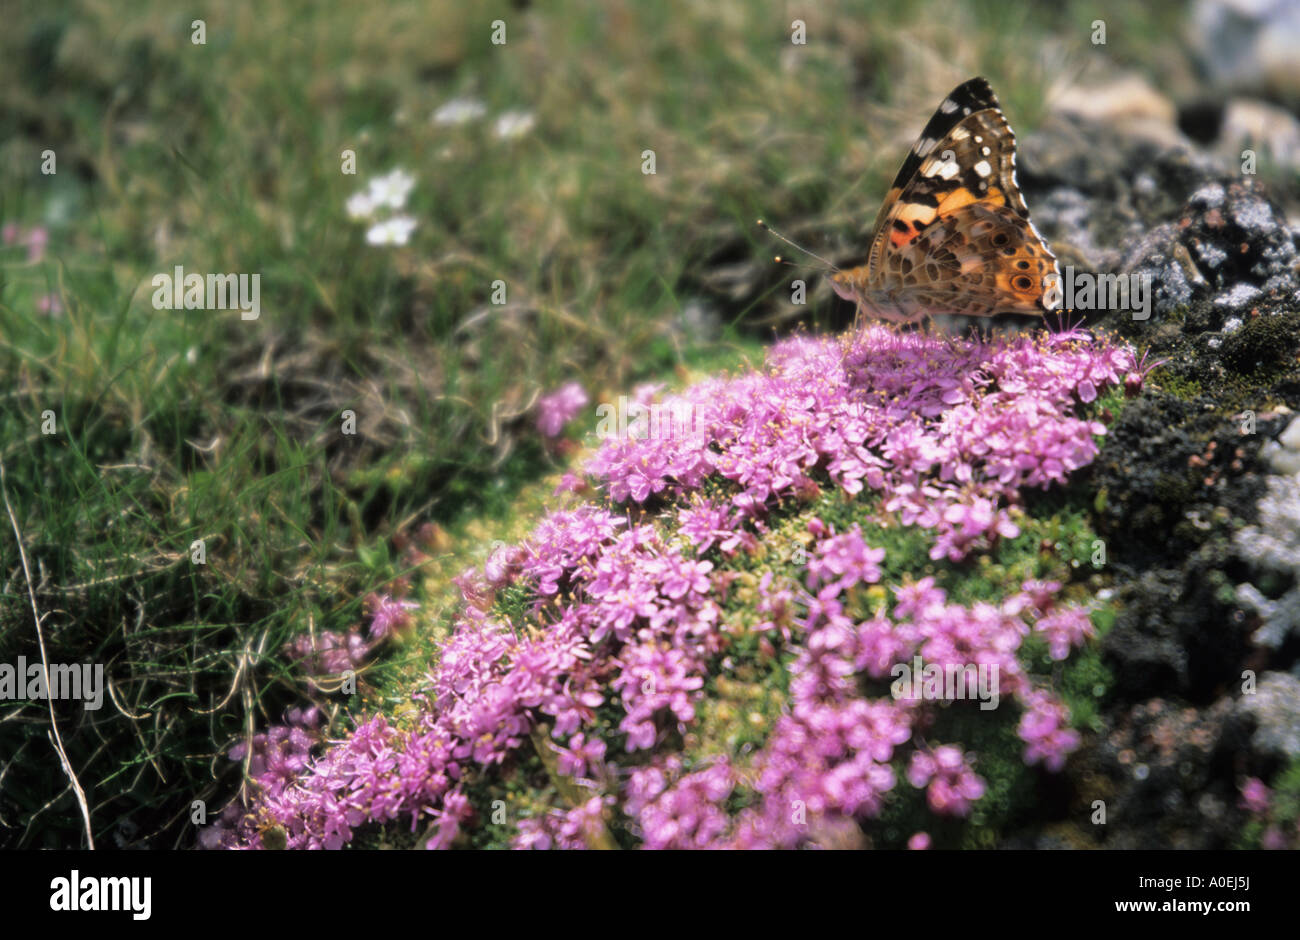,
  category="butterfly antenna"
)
[756,219,842,273]
[770,255,825,275]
